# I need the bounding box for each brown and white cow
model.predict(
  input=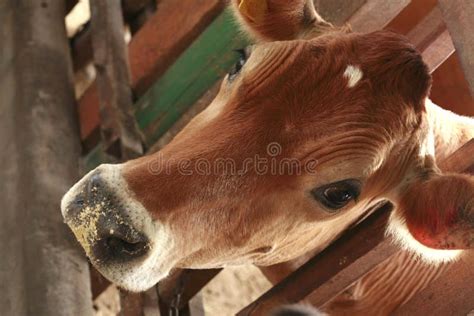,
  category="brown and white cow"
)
[62,0,474,302]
